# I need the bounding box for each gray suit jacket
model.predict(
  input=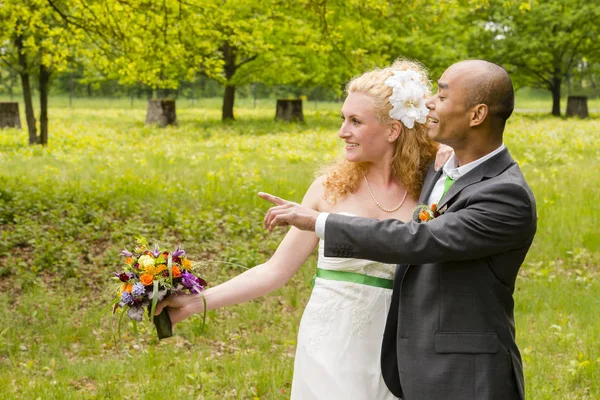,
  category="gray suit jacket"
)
[324,148,537,400]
